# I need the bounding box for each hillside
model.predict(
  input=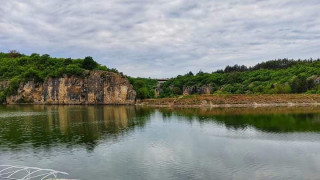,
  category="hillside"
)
[1,51,320,103]
[159,59,320,97]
